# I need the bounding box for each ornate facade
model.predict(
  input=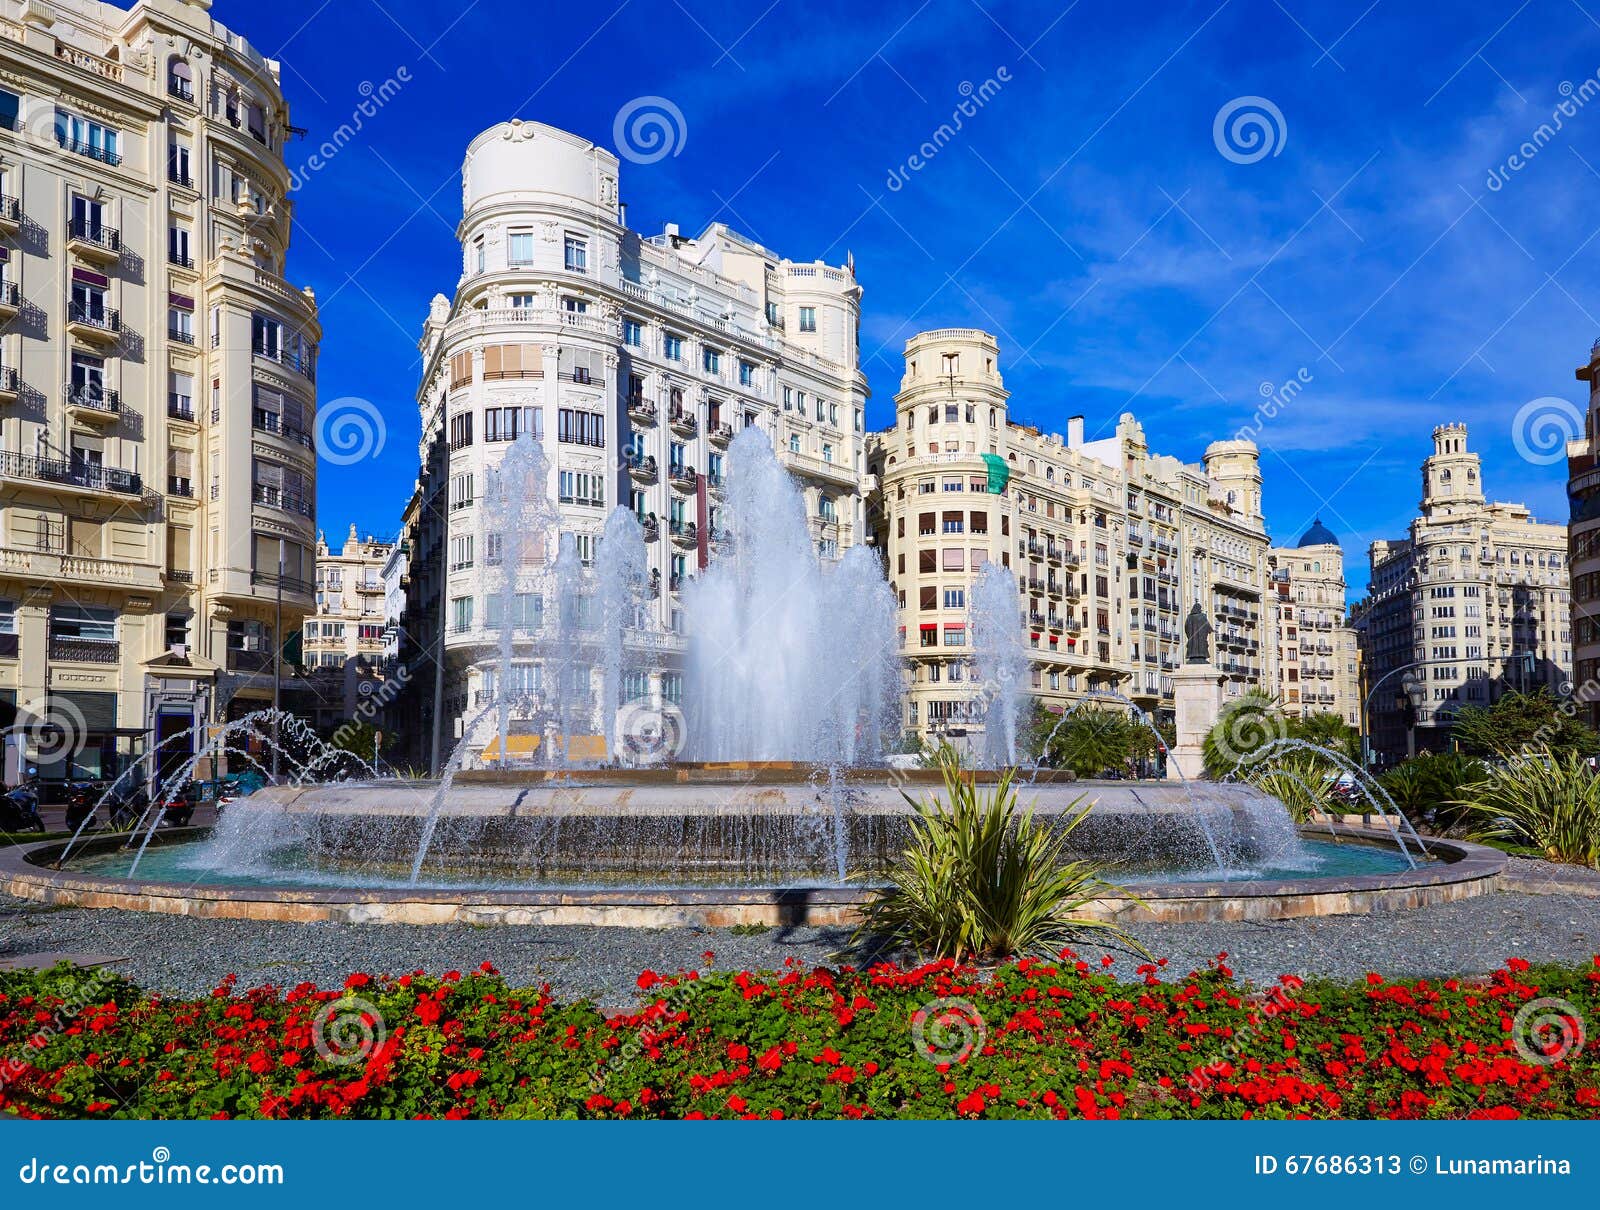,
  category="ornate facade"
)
[0,0,318,781]
[406,120,871,756]
[1265,523,1360,727]
[1356,424,1569,764]
[865,329,1272,750]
